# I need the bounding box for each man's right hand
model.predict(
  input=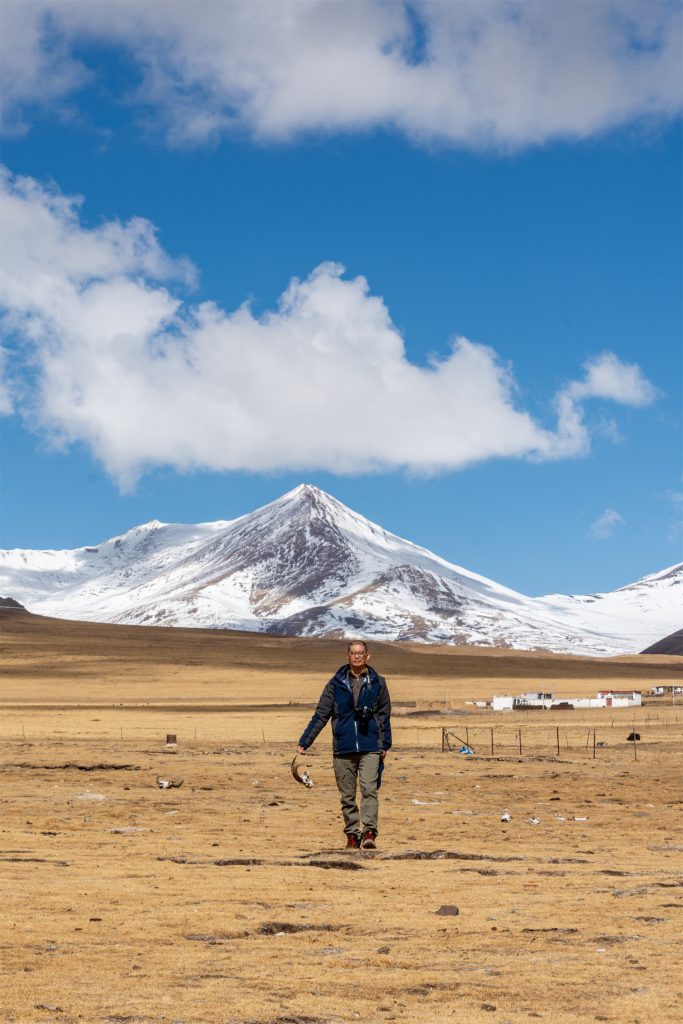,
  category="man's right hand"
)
[297,745,306,755]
